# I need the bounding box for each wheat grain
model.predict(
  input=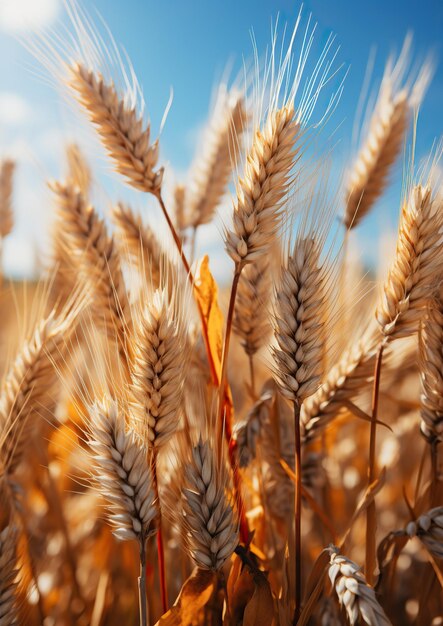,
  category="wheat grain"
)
[181,437,238,570]
[328,546,392,625]
[88,398,158,542]
[68,63,163,194]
